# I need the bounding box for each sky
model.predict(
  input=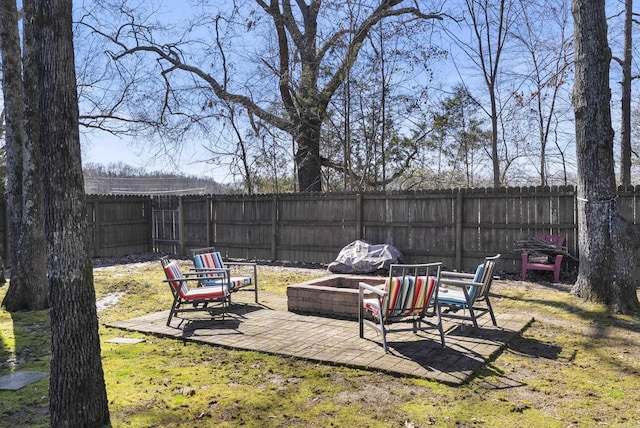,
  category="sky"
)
[80,131,229,182]
[77,1,233,183]
[76,0,616,186]
[76,0,443,184]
